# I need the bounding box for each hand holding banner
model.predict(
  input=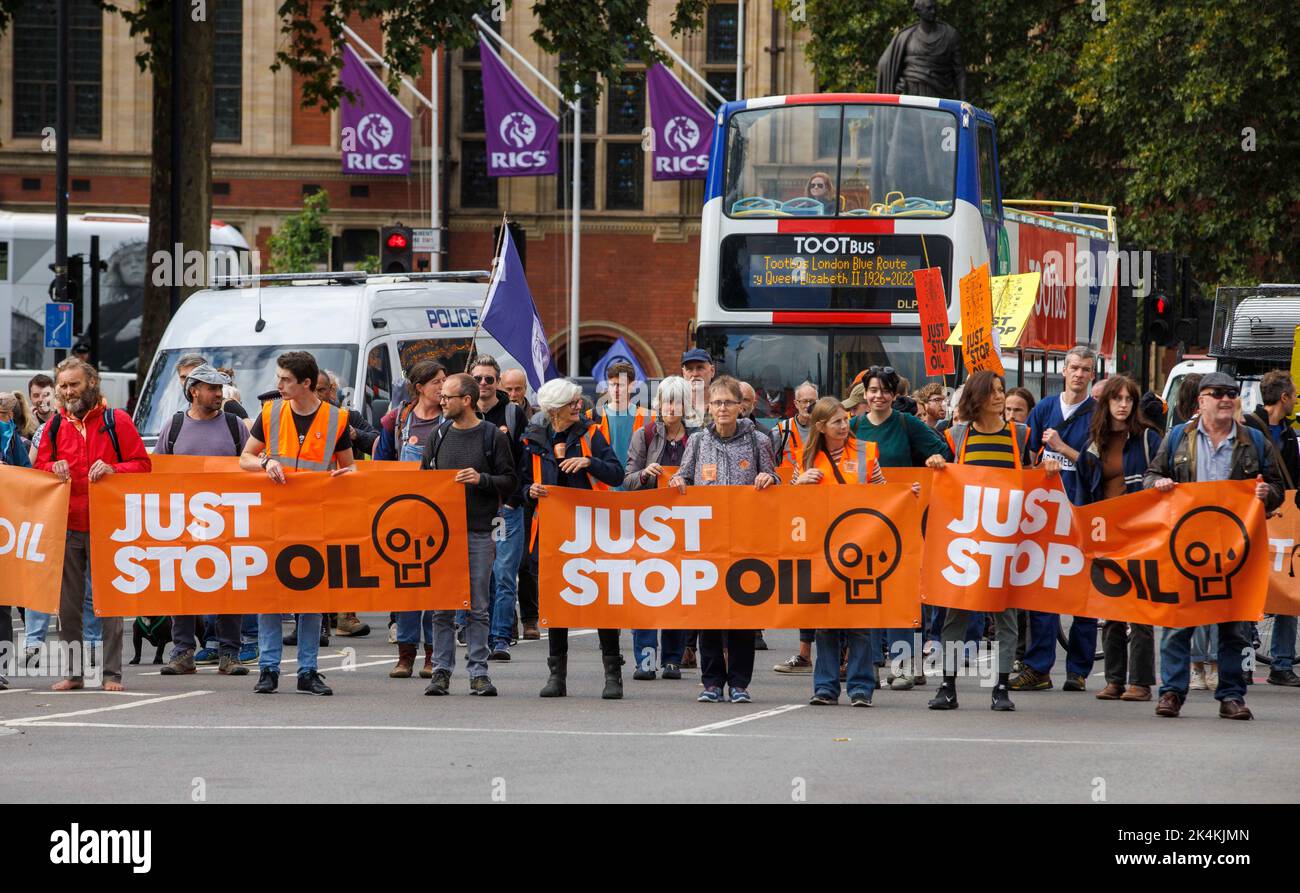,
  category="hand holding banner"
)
[0,465,69,612]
